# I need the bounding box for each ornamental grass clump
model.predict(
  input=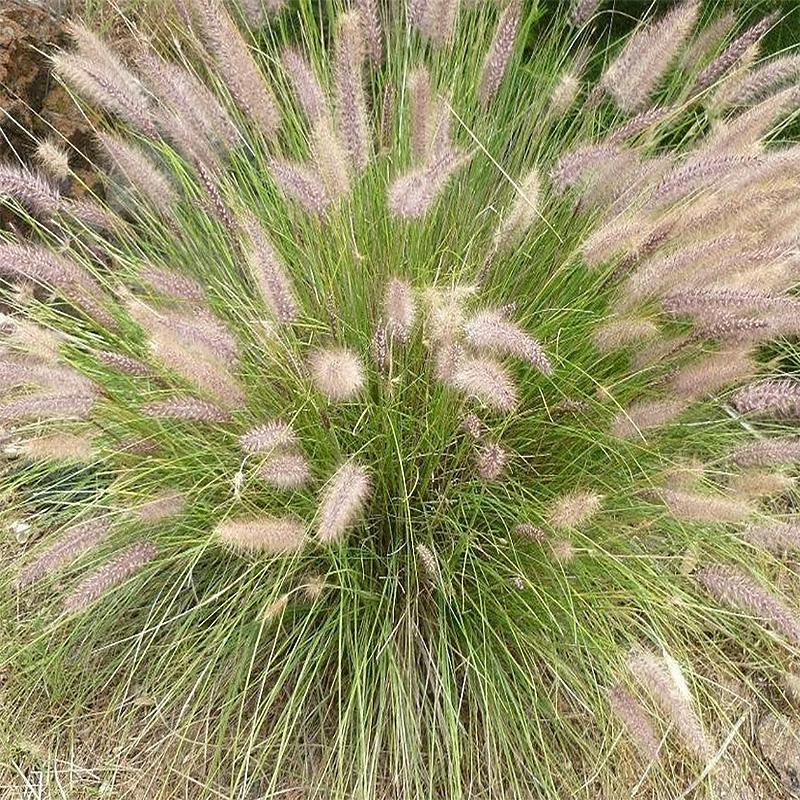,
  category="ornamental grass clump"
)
[4,1,800,797]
